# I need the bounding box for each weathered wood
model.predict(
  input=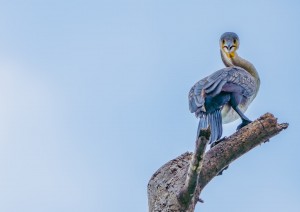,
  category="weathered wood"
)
[177,129,210,211]
[147,113,288,212]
